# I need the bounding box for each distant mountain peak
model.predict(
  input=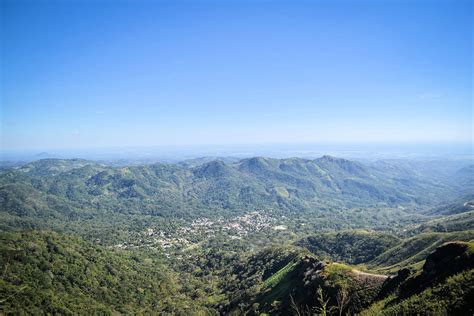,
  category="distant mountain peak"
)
[317,155,348,162]
[192,160,233,178]
[238,157,276,174]
[35,152,52,158]
[316,155,366,175]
